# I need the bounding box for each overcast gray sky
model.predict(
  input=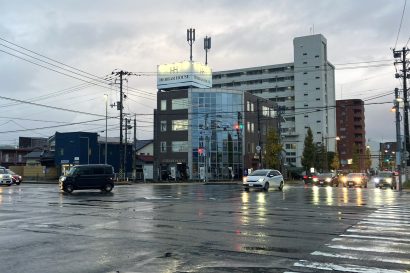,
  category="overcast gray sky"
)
[0,0,408,146]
